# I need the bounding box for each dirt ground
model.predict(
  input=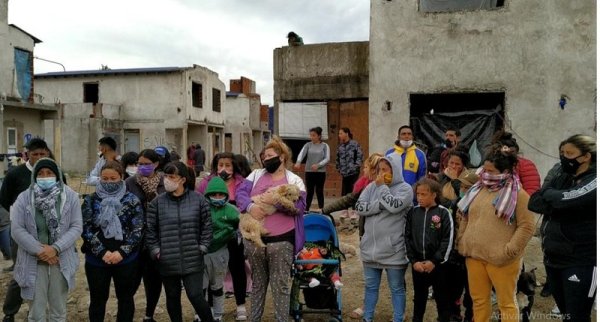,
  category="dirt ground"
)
[0,176,595,321]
